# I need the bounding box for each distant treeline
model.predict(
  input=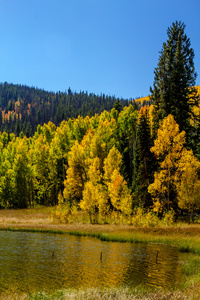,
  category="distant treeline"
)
[0,82,140,136]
